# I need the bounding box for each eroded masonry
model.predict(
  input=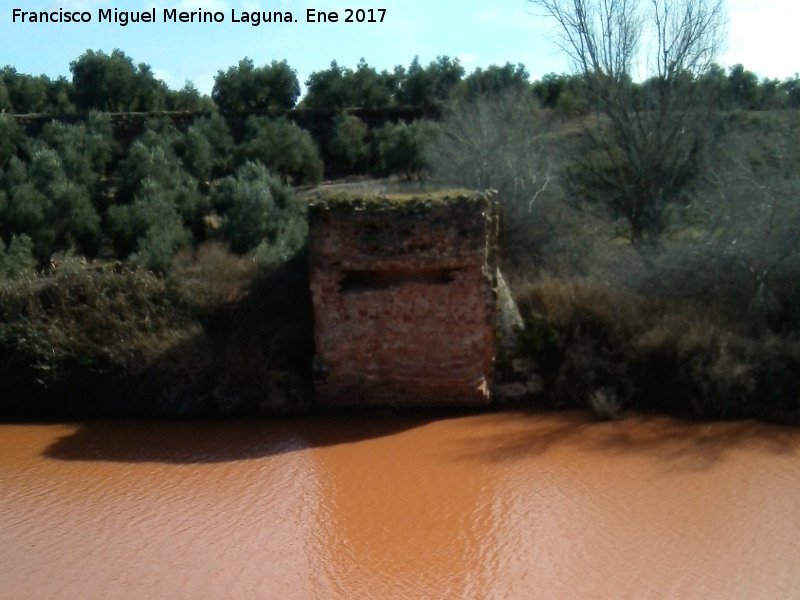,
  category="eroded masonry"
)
[309,193,499,407]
